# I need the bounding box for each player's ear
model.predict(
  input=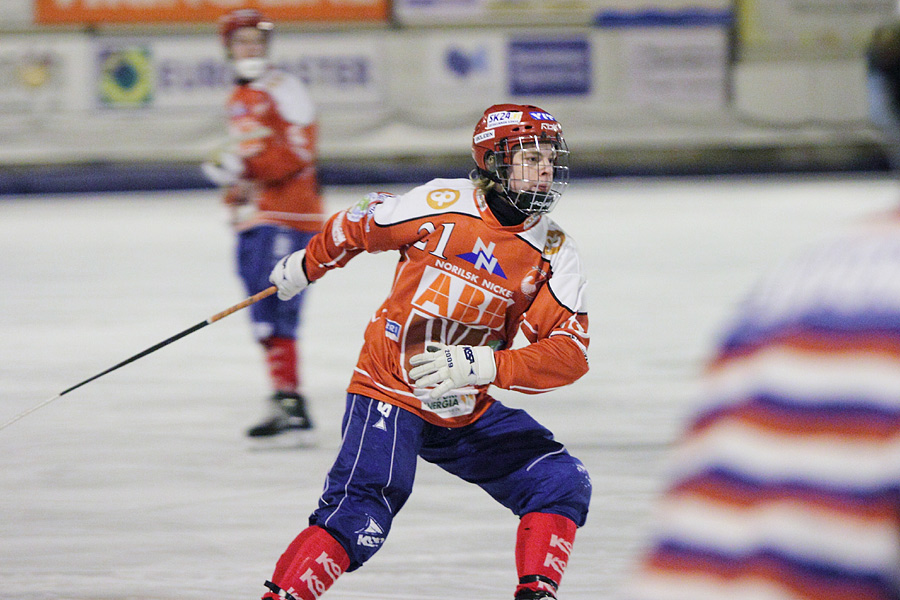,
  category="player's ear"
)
[484,152,497,173]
